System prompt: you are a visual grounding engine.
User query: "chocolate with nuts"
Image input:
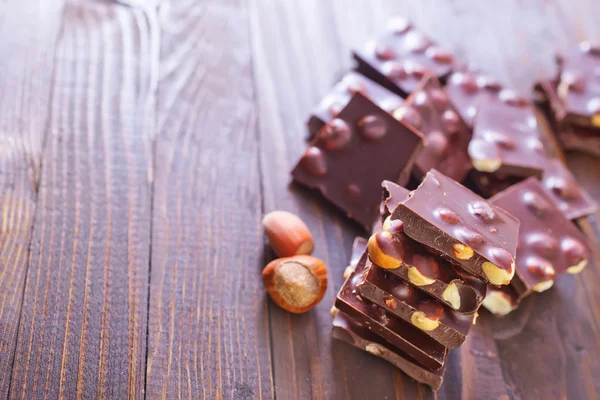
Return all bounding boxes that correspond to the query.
[332,311,446,390]
[357,260,475,348]
[379,180,410,222]
[292,93,424,230]
[368,218,486,313]
[307,72,404,139]
[489,177,592,301]
[469,101,548,178]
[391,169,520,286]
[353,17,454,97]
[394,75,472,182]
[336,250,447,370]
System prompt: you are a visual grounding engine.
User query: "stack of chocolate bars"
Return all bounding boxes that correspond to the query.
[535,42,600,157]
[332,171,519,389]
[289,16,597,390]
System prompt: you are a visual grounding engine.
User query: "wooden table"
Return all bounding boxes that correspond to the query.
[0,0,599,399]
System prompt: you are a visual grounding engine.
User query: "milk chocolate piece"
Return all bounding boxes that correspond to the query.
[446,69,504,127]
[469,101,548,178]
[555,42,600,130]
[380,180,410,221]
[490,177,592,301]
[336,251,447,370]
[395,75,472,182]
[292,93,424,230]
[368,227,486,313]
[332,311,445,390]
[353,17,454,97]
[307,72,404,138]
[541,159,598,220]
[392,170,520,286]
[357,260,474,348]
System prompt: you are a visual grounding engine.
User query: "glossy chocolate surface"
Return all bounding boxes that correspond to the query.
[445,69,504,127]
[395,75,472,182]
[380,180,410,221]
[541,159,598,220]
[556,42,600,129]
[332,312,445,390]
[307,72,404,138]
[292,93,424,230]
[490,177,592,300]
[392,170,520,284]
[336,250,447,370]
[353,17,454,97]
[470,101,548,178]
[358,260,474,348]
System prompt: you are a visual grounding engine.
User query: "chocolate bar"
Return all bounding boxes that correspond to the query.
[332,311,445,390]
[336,250,447,370]
[394,75,472,182]
[357,260,474,348]
[555,42,600,130]
[353,17,454,97]
[391,170,520,286]
[307,72,404,138]
[379,180,410,221]
[489,177,592,301]
[445,69,504,127]
[292,93,424,230]
[535,78,600,157]
[367,227,486,314]
[467,170,522,198]
[541,159,598,220]
[469,101,548,178]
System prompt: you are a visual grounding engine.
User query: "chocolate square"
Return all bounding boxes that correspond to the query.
[353,17,454,97]
[391,169,520,286]
[292,93,424,230]
[307,72,403,139]
[489,177,592,300]
[394,75,472,182]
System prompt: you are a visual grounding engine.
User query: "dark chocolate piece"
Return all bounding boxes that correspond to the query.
[489,177,592,301]
[353,17,454,97]
[557,124,600,158]
[445,69,504,127]
[358,260,474,348]
[368,227,486,314]
[467,170,523,198]
[555,42,600,130]
[307,72,404,138]
[394,75,472,182]
[391,170,520,286]
[380,180,410,221]
[469,101,548,178]
[336,251,447,370]
[332,311,445,390]
[292,93,424,230]
[541,159,598,220]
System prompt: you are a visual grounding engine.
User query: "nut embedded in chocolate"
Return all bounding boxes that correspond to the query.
[481,290,515,316]
[368,231,403,270]
[442,282,461,310]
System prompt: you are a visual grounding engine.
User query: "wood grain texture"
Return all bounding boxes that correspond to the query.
[144,1,273,399]
[8,2,157,399]
[0,1,66,398]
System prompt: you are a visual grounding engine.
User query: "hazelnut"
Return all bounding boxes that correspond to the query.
[482,261,514,286]
[481,290,514,316]
[407,266,435,286]
[472,311,479,325]
[330,306,339,318]
[343,265,355,280]
[442,282,461,310]
[367,231,403,270]
[262,211,314,257]
[384,297,398,309]
[410,311,440,331]
[566,259,588,274]
[472,158,502,173]
[365,343,385,356]
[453,243,474,260]
[262,255,328,314]
[532,280,554,293]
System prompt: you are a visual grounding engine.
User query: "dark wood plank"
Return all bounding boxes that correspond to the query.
[144,2,273,399]
[248,1,406,399]
[8,2,157,398]
[0,1,65,397]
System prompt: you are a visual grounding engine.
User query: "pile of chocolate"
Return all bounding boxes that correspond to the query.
[289,17,598,389]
